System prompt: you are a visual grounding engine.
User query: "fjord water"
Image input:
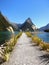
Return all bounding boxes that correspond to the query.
[37,32,49,43]
[0,31,19,45]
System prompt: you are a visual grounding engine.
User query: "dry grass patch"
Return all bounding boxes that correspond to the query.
[26,32,32,37]
[39,41,49,50]
[26,32,49,51]
[32,36,42,46]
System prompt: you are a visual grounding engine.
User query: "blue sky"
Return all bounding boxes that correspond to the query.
[0,0,49,28]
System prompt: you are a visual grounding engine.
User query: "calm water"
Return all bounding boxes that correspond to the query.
[37,32,49,43]
[0,31,19,45]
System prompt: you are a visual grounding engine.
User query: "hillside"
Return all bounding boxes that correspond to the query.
[20,18,37,31]
[39,23,49,32]
[0,12,11,31]
[10,23,19,31]
[0,12,37,32]
[0,12,15,32]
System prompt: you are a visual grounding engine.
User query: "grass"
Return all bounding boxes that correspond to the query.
[26,32,32,37]
[32,36,49,51]
[32,36,42,46]
[39,41,49,50]
[26,32,49,51]
[1,32,22,62]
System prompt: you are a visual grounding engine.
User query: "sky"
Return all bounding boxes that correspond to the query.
[0,0,49,28]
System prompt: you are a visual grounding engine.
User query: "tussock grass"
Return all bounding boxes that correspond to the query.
[39,41,49,50]
[26,32,32,37]
[1,32,22,62]
[32,36,49,51]
[26,32,49,51]
[32,36,42,46]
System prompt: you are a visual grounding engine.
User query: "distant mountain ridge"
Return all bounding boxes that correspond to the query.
[0,12,37,31]
[10,23,19,31]
[9,18,37,31]
[39,23,49,32]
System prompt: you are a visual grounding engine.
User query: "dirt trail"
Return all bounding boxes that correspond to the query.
[1,33,49,65]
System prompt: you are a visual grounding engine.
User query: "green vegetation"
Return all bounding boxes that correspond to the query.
[1,32,22,61]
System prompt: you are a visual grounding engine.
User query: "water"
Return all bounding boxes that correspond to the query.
[14,31,19,35]
[37,32,49,43]
[0,31,19,45]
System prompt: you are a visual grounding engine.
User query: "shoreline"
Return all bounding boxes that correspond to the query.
[31,31,45,34]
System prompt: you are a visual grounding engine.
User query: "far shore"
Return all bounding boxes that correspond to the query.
[31,31,45,34]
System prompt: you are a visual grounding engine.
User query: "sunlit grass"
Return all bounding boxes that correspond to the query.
[26,32,49,51]
[39,41,49,50]
[1,32,22,61]
[32,36,49,51]
[3,53,10,61]
[26,32,32,37]
[32,36,42,45]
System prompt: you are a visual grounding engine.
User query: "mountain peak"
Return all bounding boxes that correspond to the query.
[27,17,31,20]
[39,23,49,32]
[25,17,34,25]
[46,23,49,26]
[20,17,37,31]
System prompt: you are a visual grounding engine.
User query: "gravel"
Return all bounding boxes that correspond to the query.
[1,33,49,65]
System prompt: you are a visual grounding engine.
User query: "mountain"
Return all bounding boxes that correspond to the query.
[17,24,22,28]
[20,18,37,31]
[39,23,49,32]
[0,12,14,32]
[0,12,37,32]
[10,23,19,31]
[0,12,10,30]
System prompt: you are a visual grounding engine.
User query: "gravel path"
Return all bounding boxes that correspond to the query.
[1,33,49,65]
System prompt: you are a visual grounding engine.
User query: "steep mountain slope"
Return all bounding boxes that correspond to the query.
[20,18,37,31]
[0,12,11,31]
[10,23,19,31]
[0,12,14,32]
[39,23,49,32]
[0,12,37,32]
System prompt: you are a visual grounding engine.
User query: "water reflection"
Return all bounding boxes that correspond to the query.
[0,31,19,45]
[0,31,12,45]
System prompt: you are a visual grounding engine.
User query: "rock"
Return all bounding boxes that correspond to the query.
[6,26,14,33]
